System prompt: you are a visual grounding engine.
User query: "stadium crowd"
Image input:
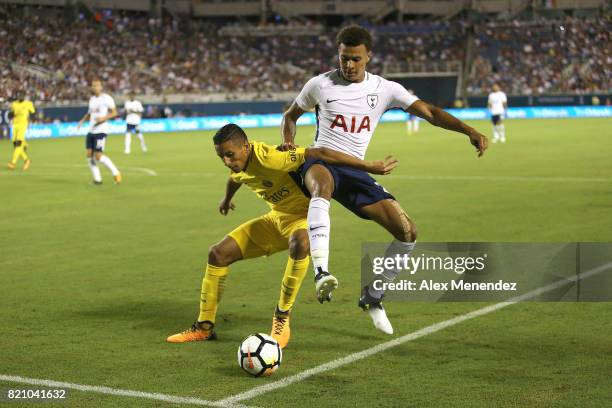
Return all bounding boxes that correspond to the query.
[468,17,611,95]
[0,7,610,104]
[0,11,466,103]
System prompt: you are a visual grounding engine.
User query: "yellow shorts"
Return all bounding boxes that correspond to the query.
[228,211,307,259]
[12,125,26,142]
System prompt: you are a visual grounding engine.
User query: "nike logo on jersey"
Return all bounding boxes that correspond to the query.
[326,98,341,103]
[309,226,324,231]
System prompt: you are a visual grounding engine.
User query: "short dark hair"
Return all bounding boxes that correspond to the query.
[213,123,248,145]
[336,25,373,51]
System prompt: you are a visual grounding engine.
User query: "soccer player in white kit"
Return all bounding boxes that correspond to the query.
[124,92,147,154]
[77,79,121,185]
[488,84,508,143]
[281,25,488,334]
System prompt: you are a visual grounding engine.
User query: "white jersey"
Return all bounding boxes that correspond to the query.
[88,93,116,134]
[295,70,419,159]
[125,100,144,125]
[488,91,507,115]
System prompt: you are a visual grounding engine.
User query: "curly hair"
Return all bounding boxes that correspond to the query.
[336,25,373,51]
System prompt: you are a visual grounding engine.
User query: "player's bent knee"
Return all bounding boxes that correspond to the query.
[288,230,309,260]
[208,244,236,267]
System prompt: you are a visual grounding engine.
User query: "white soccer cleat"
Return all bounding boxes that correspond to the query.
[367,305,394,335]
[314,270,338,303]
[359,286,393,334]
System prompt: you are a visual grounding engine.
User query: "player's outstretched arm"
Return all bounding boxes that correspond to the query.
[305,147,398,175]
[219,178,242,216]
[280,102,305,150]
[408,100,488,157]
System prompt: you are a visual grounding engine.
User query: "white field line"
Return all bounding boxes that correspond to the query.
[130,173,612,183]
[386,174,612,183]
[0,374,255,408]
[3,167,608,183]
[36,163,158,176]
[216,261,612,406]
[125,166,157,176]
[0,172,153,178]
[150,173,612,183]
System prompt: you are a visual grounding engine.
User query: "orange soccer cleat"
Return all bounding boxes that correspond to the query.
[166,321,217,343]
[270,307,291,349]
[7,162,16,170]
[113,173,122,184]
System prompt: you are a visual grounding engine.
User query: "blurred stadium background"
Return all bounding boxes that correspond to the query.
[0,0,610,124]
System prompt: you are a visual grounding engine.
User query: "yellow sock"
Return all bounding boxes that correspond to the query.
[11,145,22,165]
[277,256,309,312]
[20,144,29,161]
[198,264,229,324]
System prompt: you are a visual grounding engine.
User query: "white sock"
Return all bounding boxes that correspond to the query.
[307,197,330,275]
[124,133,131,153]
[499,124,506,141]
[137,133,147,151]
[492,126,499,141]
[413,119,419,132]
[88,158,102,182]
[368,240,416,299]
[406,121,412,134]
[98,155,120,176]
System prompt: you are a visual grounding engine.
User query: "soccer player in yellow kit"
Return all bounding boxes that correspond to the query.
[7,92,35,170]
[167,123,397,348]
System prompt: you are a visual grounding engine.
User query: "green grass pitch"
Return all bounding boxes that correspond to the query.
[1,118,611,407]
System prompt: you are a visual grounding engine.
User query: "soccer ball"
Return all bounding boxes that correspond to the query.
[237,333,282,377]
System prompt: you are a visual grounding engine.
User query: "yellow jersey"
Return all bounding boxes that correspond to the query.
[11,100,35,127]
[230,141,309,215]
